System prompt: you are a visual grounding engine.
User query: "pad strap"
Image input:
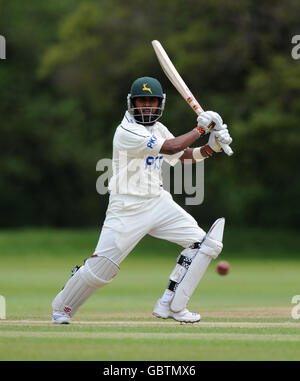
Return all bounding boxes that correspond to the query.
[167,253,194,292]
[177,254,193,268]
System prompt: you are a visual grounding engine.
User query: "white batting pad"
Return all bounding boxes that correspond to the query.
[52,256,119,317]
[170,218,225,312]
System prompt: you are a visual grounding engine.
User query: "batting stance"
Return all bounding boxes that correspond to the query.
[52,77,233,324]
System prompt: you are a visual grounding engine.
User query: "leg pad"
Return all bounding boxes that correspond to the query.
[52,255,119,317]
[169,218,225,312]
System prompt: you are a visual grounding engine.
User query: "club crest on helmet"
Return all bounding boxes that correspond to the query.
[142,83,152,94]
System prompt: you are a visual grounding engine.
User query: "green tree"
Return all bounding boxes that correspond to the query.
[1,0,300,227]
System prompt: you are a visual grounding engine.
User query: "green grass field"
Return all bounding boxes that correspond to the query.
[0,228,299,361]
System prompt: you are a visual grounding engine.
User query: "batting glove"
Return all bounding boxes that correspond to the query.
[194,111,223,136]
[208,124,232,153]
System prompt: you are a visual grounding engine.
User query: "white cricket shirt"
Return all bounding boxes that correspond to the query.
[108,111,184,197]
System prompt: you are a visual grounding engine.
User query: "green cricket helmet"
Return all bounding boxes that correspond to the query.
[127,76,166,124]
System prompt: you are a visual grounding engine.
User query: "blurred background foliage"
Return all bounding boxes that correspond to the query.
[0,0,299,228]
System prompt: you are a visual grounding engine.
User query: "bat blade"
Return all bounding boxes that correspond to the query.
[152,40,233,156]
[152,40,204,114]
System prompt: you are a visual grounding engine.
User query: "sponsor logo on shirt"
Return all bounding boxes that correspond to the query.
[147,135,157,148]
[145,155,163,169]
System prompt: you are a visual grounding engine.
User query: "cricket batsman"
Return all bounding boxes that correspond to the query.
[52,76,233,324]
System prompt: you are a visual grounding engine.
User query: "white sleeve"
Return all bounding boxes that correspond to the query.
[115,125,165,157]
[159,124,184,167]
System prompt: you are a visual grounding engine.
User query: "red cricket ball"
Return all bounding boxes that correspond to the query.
[216,260,230,275]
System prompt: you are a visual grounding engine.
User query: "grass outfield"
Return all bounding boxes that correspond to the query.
[0,228,299,361]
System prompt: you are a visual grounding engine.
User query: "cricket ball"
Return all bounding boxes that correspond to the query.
[216,261,230,275]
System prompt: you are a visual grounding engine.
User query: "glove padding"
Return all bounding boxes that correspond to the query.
[197,111,223,134]
[208,124,232,152]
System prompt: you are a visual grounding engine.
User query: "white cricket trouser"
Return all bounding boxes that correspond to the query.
[94,190,205,265]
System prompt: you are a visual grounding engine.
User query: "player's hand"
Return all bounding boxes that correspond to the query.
[208,124,232,153]
[196,111,223,134]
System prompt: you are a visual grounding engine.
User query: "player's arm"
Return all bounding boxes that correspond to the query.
[179,148,197,163]
[160,129,202,155]
[178,146,213,163]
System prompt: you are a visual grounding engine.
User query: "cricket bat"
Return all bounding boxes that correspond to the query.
[151,40,233,156]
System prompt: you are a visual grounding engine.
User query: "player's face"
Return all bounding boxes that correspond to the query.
[134,97,160,114]
[132,96,162,124]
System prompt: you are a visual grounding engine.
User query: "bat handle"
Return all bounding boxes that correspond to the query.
[220,142,234,156]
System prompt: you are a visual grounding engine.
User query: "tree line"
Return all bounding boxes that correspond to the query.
[1,0,299,228]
